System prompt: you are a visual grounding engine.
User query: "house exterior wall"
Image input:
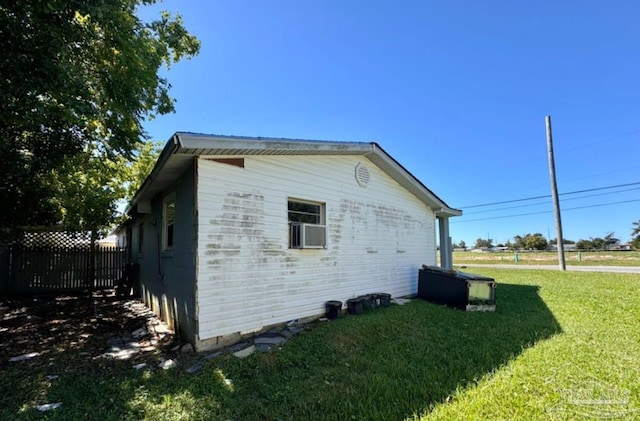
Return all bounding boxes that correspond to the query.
[135,162,198,344]
[196,155,436,347]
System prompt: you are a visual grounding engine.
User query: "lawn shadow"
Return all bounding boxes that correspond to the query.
[1,283,563,420]
[230,282,564,420]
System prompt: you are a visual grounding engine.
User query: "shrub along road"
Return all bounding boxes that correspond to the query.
[457,263,640,273]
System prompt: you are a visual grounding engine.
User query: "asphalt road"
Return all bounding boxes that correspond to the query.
[456,264,640,274]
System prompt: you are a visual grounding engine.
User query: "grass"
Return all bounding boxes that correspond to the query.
[453,250,640,266]
[1,269,639,420]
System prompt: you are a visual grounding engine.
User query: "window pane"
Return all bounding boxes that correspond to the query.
[165,200,175,249]
[288,201,321,224]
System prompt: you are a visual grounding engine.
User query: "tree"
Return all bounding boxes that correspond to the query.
[549,238,575,245]
[523,233,547,250]
[631,221,640,250]
[474,238,493,249]
[458,240,466,250]
[604,232,620,249]
[590,237,606,250]
[0,1,200,237]
[511,233,547,250]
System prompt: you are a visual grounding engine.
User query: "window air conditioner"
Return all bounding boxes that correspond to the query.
[290,223,327,249]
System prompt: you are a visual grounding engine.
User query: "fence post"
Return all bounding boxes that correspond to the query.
[0,245,9,293]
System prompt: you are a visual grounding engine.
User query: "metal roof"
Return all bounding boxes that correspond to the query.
[126,132,462,217]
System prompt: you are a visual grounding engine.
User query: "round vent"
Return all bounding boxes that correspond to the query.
[355,163,370,187]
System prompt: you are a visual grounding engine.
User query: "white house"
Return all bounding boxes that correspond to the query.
[118,132,461,351]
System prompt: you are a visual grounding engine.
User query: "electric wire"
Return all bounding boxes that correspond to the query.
[451,198,640,224]
[459,181,640,209]
[463,186,640,215]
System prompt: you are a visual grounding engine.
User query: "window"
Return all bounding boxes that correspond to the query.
[137,223,144,254]
[288,199,326,249]
[288,200,322,224]
[163,194,176,250]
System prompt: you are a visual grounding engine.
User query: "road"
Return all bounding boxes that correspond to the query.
[456,264,640,274]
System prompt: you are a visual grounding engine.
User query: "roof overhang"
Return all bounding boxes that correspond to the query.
[126,132,462,217]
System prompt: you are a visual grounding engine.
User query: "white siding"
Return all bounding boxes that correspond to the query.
[196,155,436,340]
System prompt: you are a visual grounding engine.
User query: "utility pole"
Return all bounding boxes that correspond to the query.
[545,115,566,270]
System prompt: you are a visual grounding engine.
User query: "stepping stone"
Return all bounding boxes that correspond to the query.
[392,298,412,305]
[282,326,304,338]
[228,341,251,353]
[254,335,287,346]
[186,361,204,374]
[203,351,222,360]
[255,343,275,353]
[232,345,255,359]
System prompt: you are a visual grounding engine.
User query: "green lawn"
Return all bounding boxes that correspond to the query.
[2,269,639,420]
[453,250,640,266]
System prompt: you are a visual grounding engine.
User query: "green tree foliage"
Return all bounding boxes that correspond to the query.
[0,1,199,237]
[549,238,575,245]
[512,233,548,250]
[603,232,620,248]
[474,238,493,249]
[630,221,640,250]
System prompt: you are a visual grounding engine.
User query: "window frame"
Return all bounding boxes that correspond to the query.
[288,198,326,249]
[162,193,176,251]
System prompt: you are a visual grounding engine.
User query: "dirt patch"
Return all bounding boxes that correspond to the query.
[0,290,176,372]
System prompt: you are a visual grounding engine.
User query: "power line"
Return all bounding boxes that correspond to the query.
[452,198,640,224]
[459,181,640,209]
[463,186,640,215]
[556,129,640,154]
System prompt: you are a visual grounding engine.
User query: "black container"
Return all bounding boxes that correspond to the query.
[347,297,364,315]
[418,265,496,311]
[377,293,391,307]
[325,300,342,319]
[359,295,375,310]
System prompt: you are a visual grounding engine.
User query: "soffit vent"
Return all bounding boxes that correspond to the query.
[355,162,370,187]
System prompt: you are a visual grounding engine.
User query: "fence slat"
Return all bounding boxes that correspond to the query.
[4,244,127,294]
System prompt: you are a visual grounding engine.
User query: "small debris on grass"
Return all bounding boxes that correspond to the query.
[232,345,255,359]
[36,402,62,412]
[133,363,147,370]
[9,352,39,362]
[180,343,194,353]
[46,375,59,381]
[158,359,177,370]
[319,317,329,322]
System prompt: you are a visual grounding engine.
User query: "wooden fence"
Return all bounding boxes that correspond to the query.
[0,245,128,294]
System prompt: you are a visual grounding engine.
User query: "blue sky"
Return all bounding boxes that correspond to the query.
[137,1,640,245]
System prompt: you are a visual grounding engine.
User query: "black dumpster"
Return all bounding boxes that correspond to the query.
[325,300,343,319]
[418,265,496,311]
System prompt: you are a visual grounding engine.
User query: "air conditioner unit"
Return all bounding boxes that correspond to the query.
[290,223,327,249]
